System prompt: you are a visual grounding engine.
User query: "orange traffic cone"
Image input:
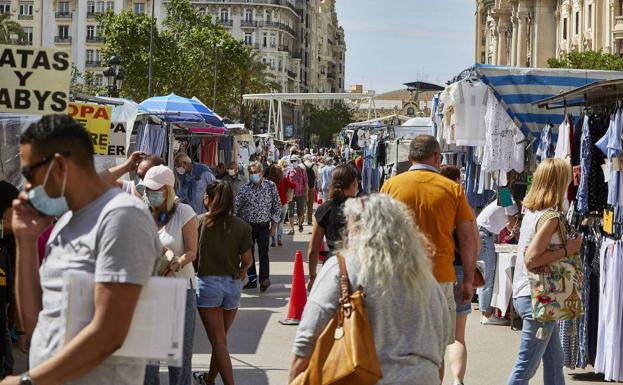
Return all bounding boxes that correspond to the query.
[279,250,308,326]
[318,240,326,262]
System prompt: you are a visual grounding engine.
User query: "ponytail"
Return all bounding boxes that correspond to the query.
[205,180,234,227]
[329,164,358,203]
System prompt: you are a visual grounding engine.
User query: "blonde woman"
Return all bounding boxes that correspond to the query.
[289,194,453,385]
[138,165,198,385]
[508,159,583,385]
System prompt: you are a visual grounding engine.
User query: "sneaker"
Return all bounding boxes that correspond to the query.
[287,229,295,236]
[480,314,509,326]
[278,240,283,247]
[243,281,257,290]
[260,279,271,292]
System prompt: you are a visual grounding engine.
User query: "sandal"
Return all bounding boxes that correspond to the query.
[193,371,213,385]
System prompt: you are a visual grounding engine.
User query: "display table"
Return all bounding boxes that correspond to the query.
[490,244,518,314]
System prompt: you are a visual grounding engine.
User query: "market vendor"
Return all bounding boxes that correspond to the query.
[174,153,215,214]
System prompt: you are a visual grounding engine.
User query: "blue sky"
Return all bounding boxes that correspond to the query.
[335,0,476,94]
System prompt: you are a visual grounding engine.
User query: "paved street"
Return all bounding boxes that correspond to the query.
[10,224,606,385]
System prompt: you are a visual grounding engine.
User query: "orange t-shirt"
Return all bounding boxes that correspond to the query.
[380,169,475,282]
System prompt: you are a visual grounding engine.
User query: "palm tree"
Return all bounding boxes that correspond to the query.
[0,13,26,44]
[238,48,280,124]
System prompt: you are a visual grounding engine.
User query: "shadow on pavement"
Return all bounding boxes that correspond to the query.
[567,371,607,382]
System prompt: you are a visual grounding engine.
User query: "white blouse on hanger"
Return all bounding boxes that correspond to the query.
[482,89,525,186]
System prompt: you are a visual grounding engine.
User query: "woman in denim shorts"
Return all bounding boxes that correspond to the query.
[194,181,253,385]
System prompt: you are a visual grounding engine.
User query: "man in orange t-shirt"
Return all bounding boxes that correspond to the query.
[381,135,479,347]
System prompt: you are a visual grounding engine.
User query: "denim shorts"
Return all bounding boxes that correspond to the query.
[454,265,472,316]
[196,275,242,310]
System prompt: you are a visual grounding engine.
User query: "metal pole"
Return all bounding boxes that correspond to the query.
[147,0,155,97]
[213,46,217,110]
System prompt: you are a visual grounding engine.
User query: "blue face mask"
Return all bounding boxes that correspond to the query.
[27,159,69,217]
[250,174,261,184]
[146,191,166,207]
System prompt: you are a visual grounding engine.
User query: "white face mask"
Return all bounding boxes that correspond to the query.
[227,169,237,176]
[176,167,186,175]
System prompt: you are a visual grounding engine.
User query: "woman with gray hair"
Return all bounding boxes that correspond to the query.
[288,194,453,385]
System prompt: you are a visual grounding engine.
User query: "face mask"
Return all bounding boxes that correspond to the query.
[227,169,237,177]
[175,167,186,175]
[305,161,312,167]
[27,159,69,217]
[250,174,261,184]
[291,161,299,167]
[146,191,166,207]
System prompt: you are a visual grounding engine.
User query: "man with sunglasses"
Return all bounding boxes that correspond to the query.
[234,162,281,292]
[5,115,161,385]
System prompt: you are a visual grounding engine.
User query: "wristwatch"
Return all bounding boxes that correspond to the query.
[19,372,34,385]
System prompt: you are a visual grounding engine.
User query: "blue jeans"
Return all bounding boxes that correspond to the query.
[477,228,496,314]
[144,288,196,385]
[507,296,565,385]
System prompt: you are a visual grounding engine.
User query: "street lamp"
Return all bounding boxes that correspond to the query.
[103,55,124,97]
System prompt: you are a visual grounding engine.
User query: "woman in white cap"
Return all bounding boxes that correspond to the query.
[138,165,198,385]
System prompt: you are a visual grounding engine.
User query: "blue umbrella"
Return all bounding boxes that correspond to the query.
[139,93,225,128]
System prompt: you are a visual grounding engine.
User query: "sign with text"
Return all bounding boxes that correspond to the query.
[68,102,112,155]
[0,45,71,114]
[108,121,127,156]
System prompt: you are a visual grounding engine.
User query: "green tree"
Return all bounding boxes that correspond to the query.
[99,0,277,120]
[237,50,279,126]
[308,102,353,146]
[70,65,107,97]
[0,13,26,44]
[548,50,623,71]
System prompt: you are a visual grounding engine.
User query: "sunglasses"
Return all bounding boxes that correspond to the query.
[21,151,71,182]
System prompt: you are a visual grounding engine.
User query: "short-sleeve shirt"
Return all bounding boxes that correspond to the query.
[196,215,253,277]
[30,188,161,385]
[158,203,197,289]
[314,199,347,251]
[381,169,475,282]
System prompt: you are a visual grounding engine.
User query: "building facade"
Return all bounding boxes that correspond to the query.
[475,0,623,68]
[0,0,345,95]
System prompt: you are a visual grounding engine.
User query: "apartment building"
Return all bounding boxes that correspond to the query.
[475,0,623,68]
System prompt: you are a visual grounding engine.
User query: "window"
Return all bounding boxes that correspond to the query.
[245,9,253,22]
[266,10,271,22]
[87,25,95,39]
[220,8,228,21]
[95,74,103,87]
[87,1,95,14]
[96,1,105,13]
[244,32,252,45]
[106,1,114,10]
[269,34,276,48]
[58,1,70,13]
[23,27,32,44]
[134,2,145,14]
[588,4,592,29]
[262,32,267,47]
[0,4,10,13]
[96,25,103,36]
[94,49,101,61]
[563,18,568,39]
[58,25,69,38]
[575,11,579,35]
[19,3,33,16]
[86,49,94,62]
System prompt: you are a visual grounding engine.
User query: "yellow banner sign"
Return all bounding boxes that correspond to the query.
[0,45,71,114]
[68,102,112,155]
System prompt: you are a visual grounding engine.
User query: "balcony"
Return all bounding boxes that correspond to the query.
[278,45,290,52]
[241,20,258,28]
[55,11,72,19]
[86,36,104,43]
[85,60,102,67]
[54,36,72,43]
[18,14,33,20]
[217,19,233,27]
[86,11,102,18]
[287,70,296,79]
[615,16,623,33]
[203,0,298,15]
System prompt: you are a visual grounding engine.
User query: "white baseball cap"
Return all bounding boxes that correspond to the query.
[290,155,300,162]
[138,165,175,191]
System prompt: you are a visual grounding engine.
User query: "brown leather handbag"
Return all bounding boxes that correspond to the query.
[291,254,382,385]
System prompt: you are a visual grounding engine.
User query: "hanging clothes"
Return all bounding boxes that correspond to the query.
[201,137,220,166]
[452,80,489,147]
[594,238,623,382]
[136,122,167,156]
[536,123,555,162]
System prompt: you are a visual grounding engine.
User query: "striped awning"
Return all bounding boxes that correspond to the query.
[474,64,623,140]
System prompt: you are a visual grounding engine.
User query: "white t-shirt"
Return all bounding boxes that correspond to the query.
[159,203,197,289]
[477,200,518,234]
[453,80,489,147]
[554,120,571,160]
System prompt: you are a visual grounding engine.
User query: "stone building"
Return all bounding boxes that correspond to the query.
[475,0,623,68]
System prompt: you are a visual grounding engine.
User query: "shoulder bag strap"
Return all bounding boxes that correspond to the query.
[336,254,353,319]
[536,210,567,244]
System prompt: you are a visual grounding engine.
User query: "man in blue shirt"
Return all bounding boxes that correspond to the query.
[174,153,215,214]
